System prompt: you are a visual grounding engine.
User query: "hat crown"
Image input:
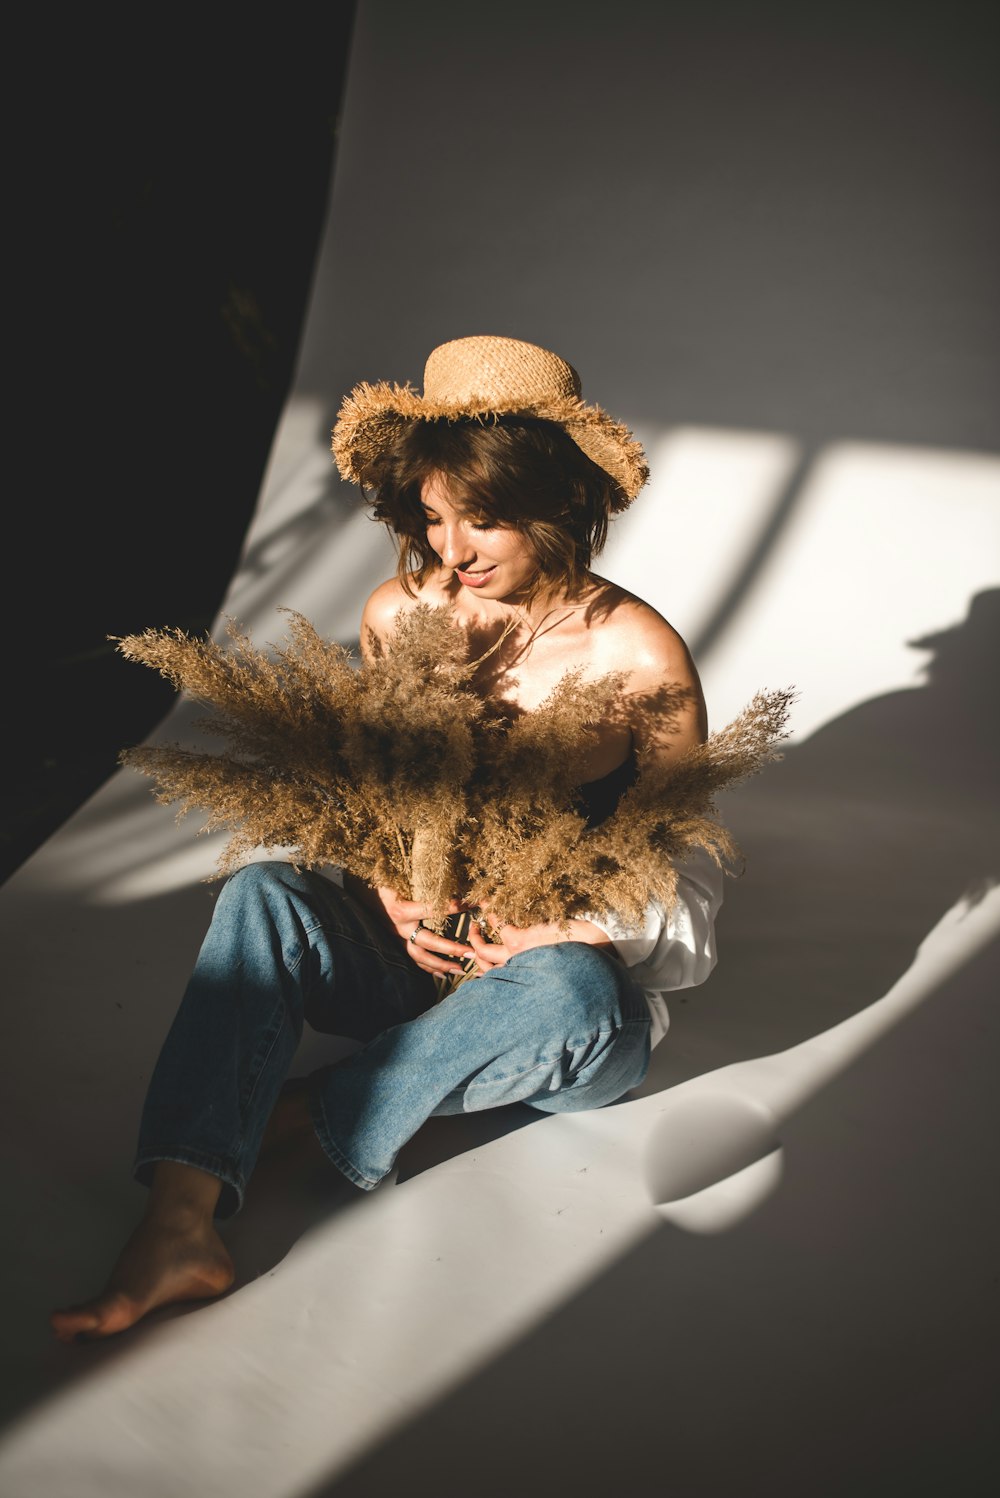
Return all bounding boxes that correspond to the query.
[422,335,582,409]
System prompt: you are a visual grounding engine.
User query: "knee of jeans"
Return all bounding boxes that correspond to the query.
[504,942,623,1040]
[219,859,311,912]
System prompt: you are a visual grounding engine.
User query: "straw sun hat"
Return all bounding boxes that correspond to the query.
[331,335,649,510]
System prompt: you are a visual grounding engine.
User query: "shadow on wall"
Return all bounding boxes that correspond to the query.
[233,479,363,597]
[646,586,1000,1091]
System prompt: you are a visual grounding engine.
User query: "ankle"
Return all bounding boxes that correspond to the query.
[146,1161,224,1227]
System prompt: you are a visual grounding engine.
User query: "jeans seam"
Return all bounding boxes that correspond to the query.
[239,996,289,1113]
[299,918,414,979]
[309,1084,383,1191]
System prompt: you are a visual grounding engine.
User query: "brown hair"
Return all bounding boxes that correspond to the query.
[359,417,625,603]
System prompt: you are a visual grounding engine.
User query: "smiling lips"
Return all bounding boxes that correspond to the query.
[455,565,498,588]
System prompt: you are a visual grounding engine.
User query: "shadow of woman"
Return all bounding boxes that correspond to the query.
[643,587,1000,1091]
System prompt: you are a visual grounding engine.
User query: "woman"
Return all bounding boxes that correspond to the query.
[51,335,722,1341]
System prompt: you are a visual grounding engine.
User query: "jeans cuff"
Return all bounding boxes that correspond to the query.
[307,1084,388,1192]
[133,1147,246,1219]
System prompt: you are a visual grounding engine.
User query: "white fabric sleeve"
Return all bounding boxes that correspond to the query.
[581,845,724,994]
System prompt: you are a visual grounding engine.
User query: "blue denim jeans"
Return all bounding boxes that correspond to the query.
[135,861,651,1215]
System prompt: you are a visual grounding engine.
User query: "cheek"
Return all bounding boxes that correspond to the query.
[511,541,540,572]
[492,533,535,567]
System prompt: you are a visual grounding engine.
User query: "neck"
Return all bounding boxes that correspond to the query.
[450,572,597,632]
[453,588,596,681]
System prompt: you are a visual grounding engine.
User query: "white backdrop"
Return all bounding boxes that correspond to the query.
[2,4,998,1495]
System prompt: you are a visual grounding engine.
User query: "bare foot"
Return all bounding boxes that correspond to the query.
[50,1210,235,1342]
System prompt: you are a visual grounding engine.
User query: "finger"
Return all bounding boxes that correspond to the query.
[393,897,430,920]
[409,929,474,972]
[468,927,509,964]
[473,951,505,971]
[418,955,466,976]
[468,925,503,953]
[413,950,469,976]
[410,923,475,958]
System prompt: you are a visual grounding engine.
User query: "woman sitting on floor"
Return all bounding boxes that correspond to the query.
[51,334,722,1341]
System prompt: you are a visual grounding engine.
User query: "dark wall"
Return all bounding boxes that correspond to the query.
[6,11,357,884]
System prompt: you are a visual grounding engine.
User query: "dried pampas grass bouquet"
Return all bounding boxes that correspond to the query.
[114,605,793,936]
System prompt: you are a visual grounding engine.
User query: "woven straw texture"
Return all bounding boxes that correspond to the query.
[423,336,583,405]
[332,335,649,507]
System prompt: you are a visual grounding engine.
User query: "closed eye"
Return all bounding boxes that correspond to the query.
[421,510,495,532]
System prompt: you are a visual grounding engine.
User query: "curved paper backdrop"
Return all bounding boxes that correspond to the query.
[2,4,998,1495]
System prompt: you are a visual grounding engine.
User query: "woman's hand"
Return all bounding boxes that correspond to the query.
[376,886,477,979]
[467,914,617,973]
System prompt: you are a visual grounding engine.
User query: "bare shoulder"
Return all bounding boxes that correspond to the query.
[360,576,414,643]
[594,585,699,686]
[590,582,708,751]
[359,571,452,656]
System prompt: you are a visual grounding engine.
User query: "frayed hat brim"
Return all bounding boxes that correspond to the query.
[331,380,649,509]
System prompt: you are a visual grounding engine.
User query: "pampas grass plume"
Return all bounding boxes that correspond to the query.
[114,606,794,933]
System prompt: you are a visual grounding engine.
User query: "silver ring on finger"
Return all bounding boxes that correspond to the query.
[410,921,425,945]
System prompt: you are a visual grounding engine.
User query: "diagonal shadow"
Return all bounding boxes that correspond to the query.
[689,443,815,662]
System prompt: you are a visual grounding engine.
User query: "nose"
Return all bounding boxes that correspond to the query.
[438,521,473,568]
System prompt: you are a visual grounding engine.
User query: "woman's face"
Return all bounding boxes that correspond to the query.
[419,474,539,601]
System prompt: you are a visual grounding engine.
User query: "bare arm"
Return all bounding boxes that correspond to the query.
[358,577,411,663]
[619,600,707,769]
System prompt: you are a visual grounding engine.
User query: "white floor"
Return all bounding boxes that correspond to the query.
[3,5,998,1494]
